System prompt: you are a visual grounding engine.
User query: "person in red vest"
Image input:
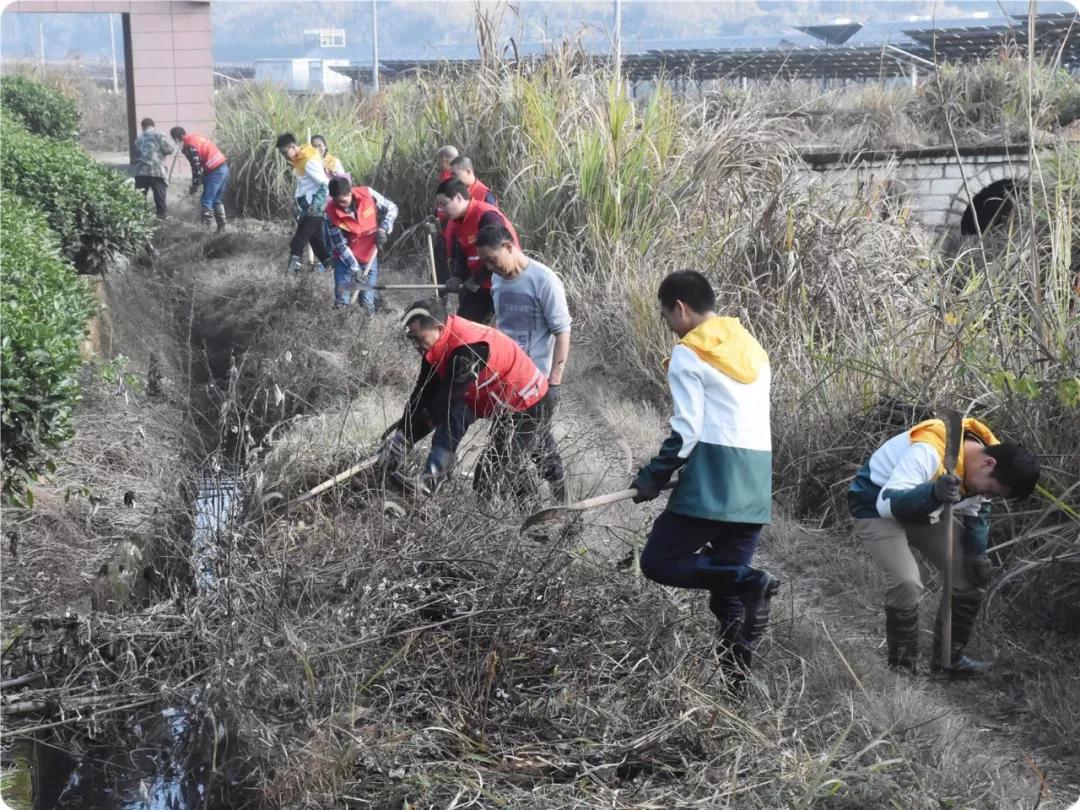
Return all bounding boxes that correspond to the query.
[432,145,458,294]
[169,126,229,231]
[324,176,398,310]
[379,299,552,499]
[436,178,519,324]
[450,155,497,205]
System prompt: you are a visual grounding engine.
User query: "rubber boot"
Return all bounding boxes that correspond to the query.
[884,605,919,673]
[931,590,987,676]
[213,203,226,233]
[286,255,302,275]
[200,208,213,228]
[738,569,781,645]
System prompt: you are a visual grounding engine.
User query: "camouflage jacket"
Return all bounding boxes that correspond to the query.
[132,128,175,180]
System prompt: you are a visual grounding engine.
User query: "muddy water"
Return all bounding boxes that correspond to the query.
[7,471,239,809]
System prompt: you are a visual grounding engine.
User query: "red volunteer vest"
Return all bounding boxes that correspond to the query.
[469,179,494,203]
[424,315,547,418]
[182,134,226,172]
[435,169,454,223]
[326,186,379,264]
[444,200,520,288]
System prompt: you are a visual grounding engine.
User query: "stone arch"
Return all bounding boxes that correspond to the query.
[945,161,1025,233]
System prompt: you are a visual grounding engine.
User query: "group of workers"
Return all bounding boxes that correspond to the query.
[135,119,1042,693]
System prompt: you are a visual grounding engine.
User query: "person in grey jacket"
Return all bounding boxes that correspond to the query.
[132,117,174,218]
[476,224,570,502]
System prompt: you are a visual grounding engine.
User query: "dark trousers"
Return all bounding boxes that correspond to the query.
[135,176,168,218]
[530,405,565,485]
[289,215,331,263]
[640,511,762,629]
[457,287,494,324]
[473,393,551,499]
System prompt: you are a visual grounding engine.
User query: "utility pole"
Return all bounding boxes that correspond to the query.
[371,0,380,93]
[39,22,45,68]
[613,0,622,80]
[109,15,119,93]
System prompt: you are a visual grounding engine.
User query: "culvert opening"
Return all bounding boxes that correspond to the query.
[961,178,1017,235]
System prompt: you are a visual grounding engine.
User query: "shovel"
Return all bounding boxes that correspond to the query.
[424,220,439,287]
[520,480,676,535]
[283,453,381,511]
[939,408,964,671]
[350,283,449,293]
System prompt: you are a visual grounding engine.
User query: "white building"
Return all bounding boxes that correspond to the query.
[253,28,352,93]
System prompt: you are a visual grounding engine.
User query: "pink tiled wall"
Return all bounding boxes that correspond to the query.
[5,1,215,170]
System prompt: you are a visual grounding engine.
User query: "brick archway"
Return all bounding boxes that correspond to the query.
[3,1,214,165]
[944,162,1021,232]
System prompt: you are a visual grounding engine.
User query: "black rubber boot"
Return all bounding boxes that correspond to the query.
[201,208,213,228]
[738,569,781,645]
[712,607,749,698]
[213,203,226,233]
[885,605,919,673]
[932,590,987,676]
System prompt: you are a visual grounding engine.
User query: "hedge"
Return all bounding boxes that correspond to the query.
[0,112,154,274]
[0,74,79,139]
[0,190,97,498]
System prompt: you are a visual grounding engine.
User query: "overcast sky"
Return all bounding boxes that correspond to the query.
[1,1,1075,64]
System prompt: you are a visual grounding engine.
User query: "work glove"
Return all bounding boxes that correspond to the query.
[419,445,455,495]
[444,276,463,294]
[631,472,660,504]
[378,430,407,472]
[932,473,962,504]
[966,554,992,588]
[351,264,370,285]
[375,228,388,247]
[463,277,482,293]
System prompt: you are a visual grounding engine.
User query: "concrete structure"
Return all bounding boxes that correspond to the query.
[3,1,214,163]
[253,58,352,93]
[801,145,1029,235]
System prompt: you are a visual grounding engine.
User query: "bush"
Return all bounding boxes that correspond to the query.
[0,113,154,273]
[0,74,79,139]
[0,190,96,498]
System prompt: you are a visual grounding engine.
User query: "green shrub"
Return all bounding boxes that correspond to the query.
[0,190,96,499]
[0,113,154,273]
[0,74,79,139]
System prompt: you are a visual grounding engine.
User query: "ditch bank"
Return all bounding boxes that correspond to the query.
[0,213,384,807]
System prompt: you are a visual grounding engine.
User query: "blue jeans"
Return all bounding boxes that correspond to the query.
[640,511,762,627]
[200,163,229,212]
[333,255,377,310]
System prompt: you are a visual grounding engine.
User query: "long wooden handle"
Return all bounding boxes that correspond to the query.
[574,479,678,511]
[286,454,380,510]
[426,230,438,286]
[942,504,954,669]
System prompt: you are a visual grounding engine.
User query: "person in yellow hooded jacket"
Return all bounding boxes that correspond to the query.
[631,270,780,695]
[847,418,1039,675]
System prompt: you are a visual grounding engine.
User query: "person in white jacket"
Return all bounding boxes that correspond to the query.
[276,132,332,275]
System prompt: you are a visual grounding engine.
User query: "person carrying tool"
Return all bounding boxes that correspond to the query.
[379,299,551,501]
[848,419,1039,675]
[432,145,459,294]
[450,155,498,205]
[276,132,333,275]
[132,117,174,219]
[437,178,520,324]
[324,176,398,311]
[311,134,350,183]
[476,224,570,502]
[631,270,779,693]
[169,126,229,231]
